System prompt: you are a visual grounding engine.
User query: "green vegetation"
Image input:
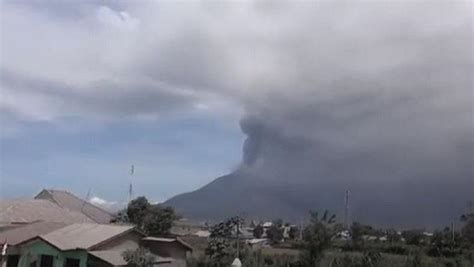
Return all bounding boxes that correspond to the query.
[299,210,337,266]
[253,224,264,238]
[205,216,244,265]
[115,196,178,236]
[188,210,474,267]
[122,247,155,267]
[266,224,284,244]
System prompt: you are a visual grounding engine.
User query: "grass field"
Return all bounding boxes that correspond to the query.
[186,239,474,267]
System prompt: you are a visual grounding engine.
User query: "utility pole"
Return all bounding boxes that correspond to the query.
[299,218,303,240]
[236,220,240,258]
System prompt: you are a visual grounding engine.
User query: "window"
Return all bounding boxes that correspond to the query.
[64,258,80,267]
[6,255,20,267]
[40,255,53,267]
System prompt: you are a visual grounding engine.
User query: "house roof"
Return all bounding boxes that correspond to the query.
[0,221,67,246]
[35,189,114,224]
[247,238,268,245]
[142,237,193,251]
[0,199,94,224]
[89,250,172,266]
[39,223,135,251]
[89,250,128,266]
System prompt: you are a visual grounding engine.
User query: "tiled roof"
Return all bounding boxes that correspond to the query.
[40,223,134,251]
[35,189,114,224]
[0,221,67,246]
[0,199,94,224]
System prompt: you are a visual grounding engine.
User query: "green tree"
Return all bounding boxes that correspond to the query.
[205,216,243,264]
[300,210,337,266]
[350,222,366,249]
[266,225,284,244]
[289,226,299,240]
[114,209,130,224]
[461,213,474,245]
[386,228,401,243]
[401,230,424,246]
[253,224,264,238]
[118,196,177,236]
[428,227,462,257]
[122,248,155,267]
[143,205,178,236]
[274,219,283,227]
[127,196,151,228]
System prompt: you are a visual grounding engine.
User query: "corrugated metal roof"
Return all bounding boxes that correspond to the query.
[35,189,114,224]
[0,221,67,246]
[0,199,94,224]
[142,237,176,242]
[40,223,134,251]
[89,250,172,266]
[142,237,193,251]
[88,250,127,266]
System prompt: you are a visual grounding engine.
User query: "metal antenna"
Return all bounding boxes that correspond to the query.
[81,188,91,212]
[344,190,350,229]
[129,165,134,202]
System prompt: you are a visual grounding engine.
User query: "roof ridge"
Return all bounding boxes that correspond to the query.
[49,189,114,216]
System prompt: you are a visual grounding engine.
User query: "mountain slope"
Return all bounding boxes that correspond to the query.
[164,168,470,228]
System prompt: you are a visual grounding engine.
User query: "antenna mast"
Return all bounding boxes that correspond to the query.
[81,188,91,212]
[344,190,350,229]
[129,165,134,202]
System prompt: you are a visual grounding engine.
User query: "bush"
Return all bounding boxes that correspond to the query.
[122,248,155,267]
[382,245,409,255]
[401,230,424,246]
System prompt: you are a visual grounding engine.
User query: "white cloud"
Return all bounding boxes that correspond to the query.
[89,196,114,206]
[89,196,123,212]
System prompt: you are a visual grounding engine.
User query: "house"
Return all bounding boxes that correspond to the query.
[0,199,93,228]
[0,221,68,267]
[142,237,193,267]
[169,220,206,237]
[0,221,67,247]
[35,189,114,224]
[193,230,210,238]
[246,238,269,249]
[336,230,350,241]
[11,223,139,267]
[239,227,254,240]
[2,223,192,267]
